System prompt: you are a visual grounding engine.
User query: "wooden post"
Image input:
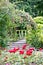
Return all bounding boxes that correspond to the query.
[22,30,23,38]
[25,30,26,38]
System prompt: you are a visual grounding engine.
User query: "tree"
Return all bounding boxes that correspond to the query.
[0,10,9,47]
[9,0,43,16]
[0,0,12,48]
[36,0,43,16]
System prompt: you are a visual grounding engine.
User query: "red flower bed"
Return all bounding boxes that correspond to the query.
[9,47,19,53]
[8,44,35,56]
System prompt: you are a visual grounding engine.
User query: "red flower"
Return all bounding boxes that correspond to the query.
[26,51,32,56]
[22,44,27,49]
[26,49,32,56]
[27,49,33,53]
[19,50,24,54]
[9,49,14,53]
[9,49,16,53]
[39,48,43,51]
[9,47,19,53]
[29,48,34,51]
[13,47,19,51]
[13,49,17,53]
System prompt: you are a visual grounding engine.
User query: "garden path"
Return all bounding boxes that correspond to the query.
[7,39,26,50]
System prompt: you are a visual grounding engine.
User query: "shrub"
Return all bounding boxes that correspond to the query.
[26,17,43,48]
[34,16,43,48]
[0,8,11,48]
[34,16,43,24]
[26,29,41,48]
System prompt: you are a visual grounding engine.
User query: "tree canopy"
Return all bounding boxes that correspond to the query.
[9,0,43,17]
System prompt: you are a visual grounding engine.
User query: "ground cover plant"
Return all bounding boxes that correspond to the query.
[0,44,43,65]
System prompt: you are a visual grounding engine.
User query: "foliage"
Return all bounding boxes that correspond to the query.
[0,9,9,47]
[26,16,43,48]
[0,0,37,49]
[0,48,43,65]
[26,26,43,48]
[34,16,43,48]
[9,0,43,16]
[0,0,15,47]
[0,0,38,48]
[26,29,40,48]
[36,0,43,16]
[34,16,43,24]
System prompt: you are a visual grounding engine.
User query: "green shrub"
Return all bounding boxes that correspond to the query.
[0,8,11,48]
[34,16,43,48]
[26,16,43,48]
[34,16,43,24]
[26,29,41,48]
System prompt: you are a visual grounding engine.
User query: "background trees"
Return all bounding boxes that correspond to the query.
[0,9,10,47]
[0,0,13,47]
[0,0,43,48]
[0,0,36,48]
[36,0,43,16]
[9,0,43,17]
